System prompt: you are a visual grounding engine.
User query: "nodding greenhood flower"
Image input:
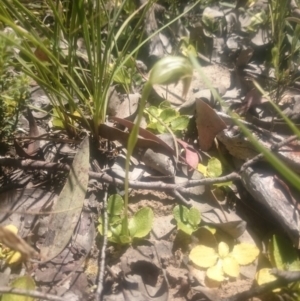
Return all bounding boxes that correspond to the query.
[149,56,193,99]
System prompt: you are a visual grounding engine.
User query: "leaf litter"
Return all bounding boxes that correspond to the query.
[2,1,300,300]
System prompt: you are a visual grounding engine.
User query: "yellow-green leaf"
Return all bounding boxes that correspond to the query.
[223,256,240,278]
[218,242,229,259]
[270,234,300,271]
[188,207,201,227]
[206,260,225,282]
[232,243,259,265]
[207,157,222,178]
[4,224,18,235]
[197,163,207,177]
[128,207,153,238]
[2,275,35,301]
[107,194,124,216]
[256,268,278,286]
[203,225,216,235]
[189,245,218,268]
[6,251,22,265]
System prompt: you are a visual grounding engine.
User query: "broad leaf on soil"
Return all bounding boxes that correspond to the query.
[40,137,89,262]
[159,108,178,123]
[128,207,154,238]
[207,157,223,177]
[218,242,229,258]
[223,256,240,277]
[207,260,225,282]
[170,115,190,131]
[189,245,218,268]
[256,268,278,289]
[197,163,207,176]
[195,98,226,151]
[231,243,259,265]
[173,205,189,224]
[107,194,124,215]
[2,275,35,301]
[188,207,201,226]
[190,241,259,283]
[270,234,300,271]
[173,205,201,235]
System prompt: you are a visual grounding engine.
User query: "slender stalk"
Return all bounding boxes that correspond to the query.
[123,82,152,235]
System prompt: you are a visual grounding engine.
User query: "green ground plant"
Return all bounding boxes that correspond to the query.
[0,0,150,137]
[173,204,201,235]
[0,0,200,139]
[144,101,190,134]
[190,241,260,284]
[97,194,153,244]
[256,234,300,296]
[0,35,29,140]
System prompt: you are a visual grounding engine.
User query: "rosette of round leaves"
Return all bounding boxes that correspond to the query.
[98,194,153,244]
[145,102,190,134]
[189,242,260,283]
[173,205,201,235]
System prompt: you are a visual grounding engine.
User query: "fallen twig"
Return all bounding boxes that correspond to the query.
[0,158,241,194]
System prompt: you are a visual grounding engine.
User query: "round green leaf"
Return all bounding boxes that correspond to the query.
[206,261,225,282]
[223,256,240,278]
[2,275,35,301]
[218,242,229,259]
[270,234,300,271]
[177,221,194,235]
[189,245,218,268]
[159,108,178,124]
[256,268,278,286]
[107,194,124,215]
[207,157,222,178]
[197,163,207,177]
[156,122,167,134]
[146,106,160,121]
[170,115,189,131]
[188,207,201,227]
[232,243,259,265]
[173,205,189,224]
[147,122,159,131]
[128,207,154,238]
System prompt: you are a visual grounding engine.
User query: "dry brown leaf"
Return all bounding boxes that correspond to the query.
[196,99,227,151]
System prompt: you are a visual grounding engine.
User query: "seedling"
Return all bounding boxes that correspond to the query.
[173,205,201,235]
[189,241,259,284]
[98,194,153,245]
[144,101,190,135]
